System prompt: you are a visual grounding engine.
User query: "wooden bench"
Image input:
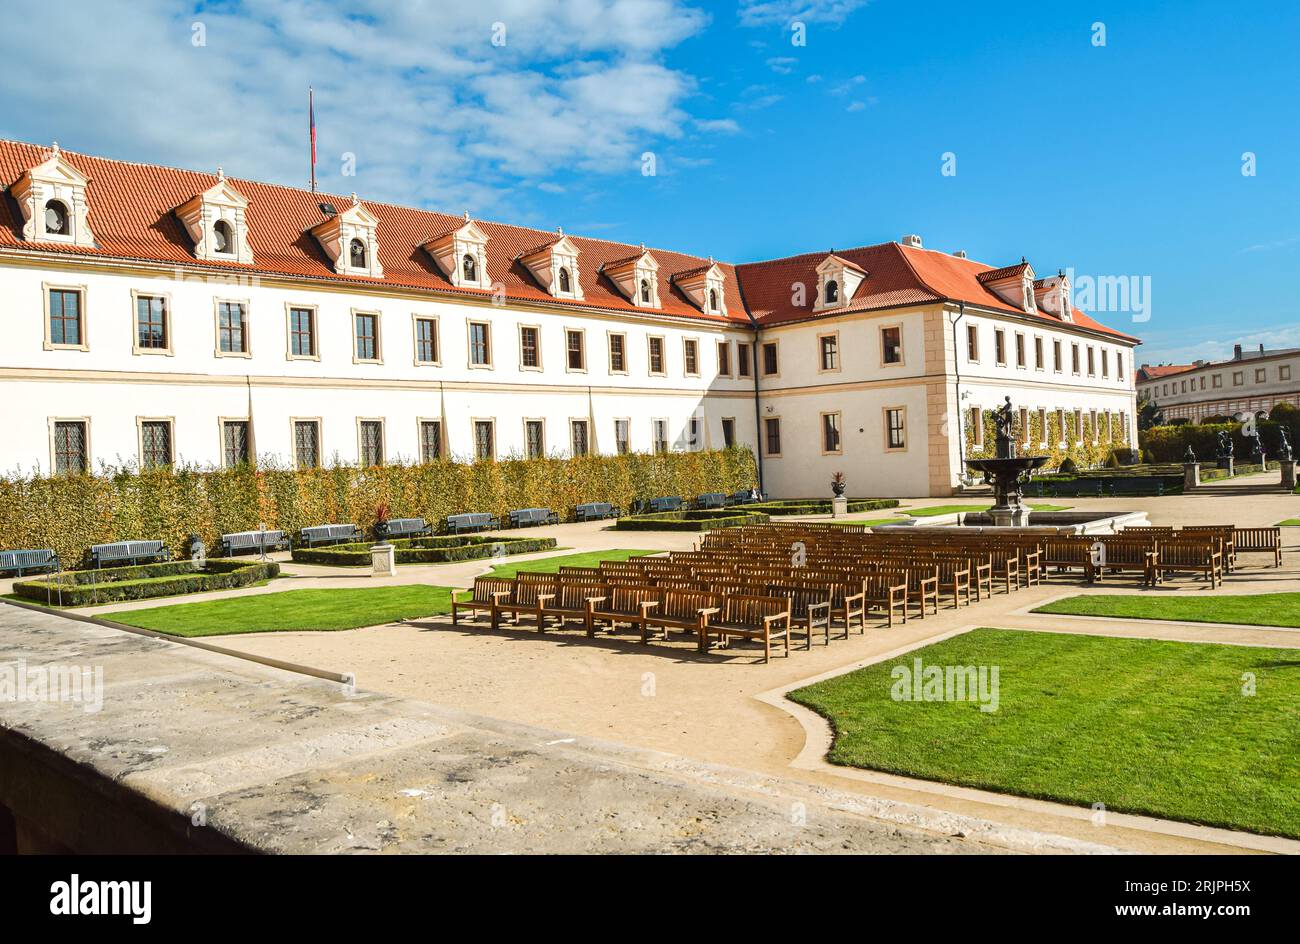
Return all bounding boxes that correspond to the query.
[1094,538,1156,585]
[1232,527,1282,567]
[585,584,660,638]
[863,571,907,627]
[89,540,169,568]
[695,492,727,509]
[493,573,557,630]
[508,507,559,528]
[0,548,59,577]
[219,529,289,556]
[642,588,723,644]
[766,583,831,649]
[540,581,608,630]
[445,512,501,534]
[299,523,362,547]
[700,595,791,663]
[375,517,430,540]
[1154,540,1223,588]
[574,502,621,521]
[451,576,515,628]
[1043,537,1097,581]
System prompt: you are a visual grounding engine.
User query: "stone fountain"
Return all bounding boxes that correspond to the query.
[964,396,1049,527]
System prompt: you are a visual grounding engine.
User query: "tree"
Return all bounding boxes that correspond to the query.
[1137,395,1164,431]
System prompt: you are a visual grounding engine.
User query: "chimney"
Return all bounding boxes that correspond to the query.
[1140,363,1149,370]
[900,234,923,249]
[1233,344,1243,360]
[953,249,967,258]
[1260,343,1266,354]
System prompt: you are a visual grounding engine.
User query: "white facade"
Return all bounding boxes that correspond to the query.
[1136,347,1300,423]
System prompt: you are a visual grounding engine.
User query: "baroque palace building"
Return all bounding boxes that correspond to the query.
[0,141,1138,497]
[1136,344,1300,424]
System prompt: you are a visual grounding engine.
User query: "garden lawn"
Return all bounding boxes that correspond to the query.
[789,628,1300,838]
[108,586,454,637]
[1034,592,1300,628]
[1278,519,1300,526]
[901,503,1070,517]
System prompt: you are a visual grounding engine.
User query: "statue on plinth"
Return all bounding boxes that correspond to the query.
[993,396,1016,460]
[1184,444,1197,463]
[1279,427,1293,461]
[1216,430,1234,458]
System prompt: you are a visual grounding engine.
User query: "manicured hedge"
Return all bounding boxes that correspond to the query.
[291,535,557,566]
[746,498,900,515]
[1140,421,1297,464]
[13,559,279,606]
[0,447,756,569]
[614,509,771,531]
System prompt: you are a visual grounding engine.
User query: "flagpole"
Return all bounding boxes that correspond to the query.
[309,86,317,193]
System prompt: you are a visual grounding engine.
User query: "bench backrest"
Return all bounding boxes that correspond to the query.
[92,540,163,559]
[605,584,662,614]
[1233,527,1280,551]
[723,594,790,627]
[659,588,724,620]
[556,581,606,610]
[0,548,57,568]
[471,576,514,603]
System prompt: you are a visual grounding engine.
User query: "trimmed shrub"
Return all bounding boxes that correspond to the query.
[746,498,900,515]
[1140,420,1299,464]
[0,447,757,568]
[291,535,556,566]
[614,509,771,531]
[13,559,278,606]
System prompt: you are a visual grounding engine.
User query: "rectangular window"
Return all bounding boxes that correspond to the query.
[885,408,906,450]
[469,321,491,366]
[359,420,384,466]
[566,329,585,371]
[218,301,247,354]
[721,417,736,448]
[1090,409,1099,441]
[607,332,626,373]
[881,326,902,365]
[1213,374,1223,388]
[717,341,731,377]
[1086,346,1096,376]
[970,407,983,447]
[414,317,438,364]
[1014,333,1026,368]
[966,324,979,362]
[1037,408,1047,444]
[1073,409,1083,440]
[136,295,168,351]
[474,420,494,460]
[1057,409,1067,442]
[48,288,84,347]
[571,419,589,456]
[994,329,1006,365]
[420,420,442,462]
[222,420,250,467]
[525,420,545,459]
[1101,349,1109,378]
[648,336,665,375]
[289,306,316,358]
[354,312,379,362]
[819,334,839,371]
[762,341,779,376]
[683,338,699,376]
[1282,365,1293,381]
[763,417,782,456]
[686,416,701,451]
[1034,336,1044,369]
[614,418,630,455]
[737,342,752,377]
[519,325,540,369]
[1255,368,1266,383]
[140,420,172,468]
[1053,339,1062,372]
[1233,371,1244,386]
[294,420,320,469]
[821,412,842,453]
[1071,344,1080,374]
[1018,408,1029,444]
[1117,353,1125,378]
[652,418,669,454]
[53,420,87,474]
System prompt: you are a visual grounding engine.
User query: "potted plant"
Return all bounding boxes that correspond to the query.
[830,471,847,497]
[373,501,392,541]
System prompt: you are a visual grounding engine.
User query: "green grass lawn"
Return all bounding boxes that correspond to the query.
[106,585,454,637]
[789,628,1300,838]
[1278,519,1300,526]
[481,548,658,579]
[1034,592,1300,628]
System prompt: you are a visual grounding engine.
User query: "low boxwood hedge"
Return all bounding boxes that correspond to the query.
[614,509,771,531]
[291,534,557,566]
[745,498,899,515]
[13,559,279,606]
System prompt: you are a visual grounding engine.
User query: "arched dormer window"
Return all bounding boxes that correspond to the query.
[462,253,476,282]
[44,200,70,236]
[349,238,367,269]
[640,279,651,304]
[558,267,571,294]
[825,279,839,304]
[708,288,718,312]
[213,219,234,254]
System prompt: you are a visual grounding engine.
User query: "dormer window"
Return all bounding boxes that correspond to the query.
[813,254,866,312]
[559,267,572,293]
[213,219,234,254]
[309,196,383,278]
[11,144,96,248]
[350,238,367,269]
[978,260,1036,313]
[424,215,491,290]
[463,254,476,282]
[671,260,727,316]
[44,200,70,236]
[601,247,660,309]
[175,170,253,263]
[518,233,584,300]
[709,289,719,312]
[640,279,651,304]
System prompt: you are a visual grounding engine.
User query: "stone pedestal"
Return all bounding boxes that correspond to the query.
[831,496,848,518]
[988,505,1030,528]
[1183,462,1200,491]
[370,543,396,577]
[1281,460,1297,491]
[1217,457,1234,475]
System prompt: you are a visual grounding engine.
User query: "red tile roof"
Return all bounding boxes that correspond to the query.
[1135,364,1194,382]
[0,140,1138,341]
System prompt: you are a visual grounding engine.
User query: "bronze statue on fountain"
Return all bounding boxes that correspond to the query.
[964,396,1049,527]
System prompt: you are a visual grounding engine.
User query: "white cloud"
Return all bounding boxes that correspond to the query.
[0,0,711,216]
[766,56,798,74]
[1138,322,1300,364]
[694,118,742,133]
[738,0,870,28]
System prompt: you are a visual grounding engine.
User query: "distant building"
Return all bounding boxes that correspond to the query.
[1136,345,1300,422]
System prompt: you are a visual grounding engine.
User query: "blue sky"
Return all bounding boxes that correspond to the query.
[2,0,1298,364]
